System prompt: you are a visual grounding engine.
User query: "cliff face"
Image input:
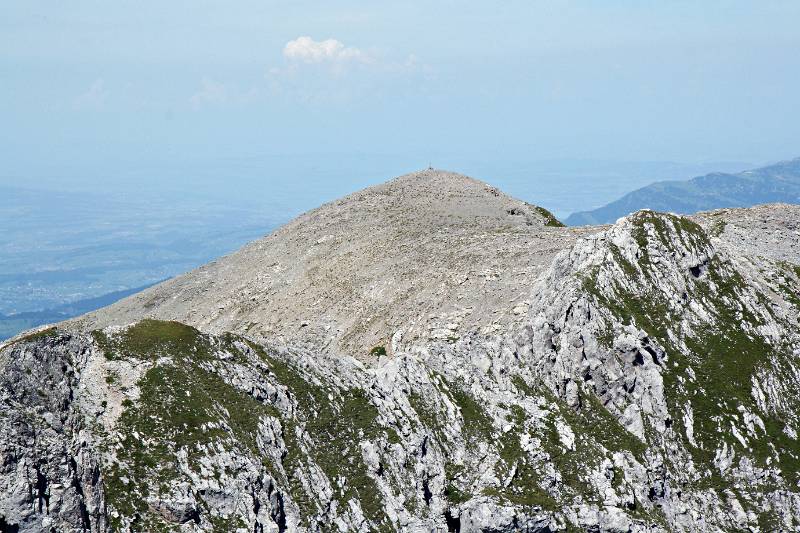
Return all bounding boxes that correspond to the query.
[521,209,800,529]
[2,172,800,532]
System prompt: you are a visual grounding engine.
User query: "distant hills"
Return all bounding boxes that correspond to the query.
[566,157,800,225]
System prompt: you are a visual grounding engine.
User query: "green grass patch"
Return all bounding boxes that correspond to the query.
[247,340,390,528]
[776,261,800,310]
[443,462,471,504]
[370,345,387,357]
[492,417,558,509]
[441,379,493,444]
[533,205,566,227]
[581,214,800,487]
[95,321,281,530]
[14,326,59,343]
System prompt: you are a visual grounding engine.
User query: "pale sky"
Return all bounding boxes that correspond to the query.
[2,1,799,191]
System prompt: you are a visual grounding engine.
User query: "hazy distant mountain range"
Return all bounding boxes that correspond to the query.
[566,157,800,225]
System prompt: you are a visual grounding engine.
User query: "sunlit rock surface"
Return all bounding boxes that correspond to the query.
[2,171,800,531]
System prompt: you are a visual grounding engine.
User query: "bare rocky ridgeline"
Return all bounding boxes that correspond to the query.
[2,170,800,532]
[72,170,590,357]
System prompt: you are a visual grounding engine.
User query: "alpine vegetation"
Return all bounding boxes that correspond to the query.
[2,171,800,532]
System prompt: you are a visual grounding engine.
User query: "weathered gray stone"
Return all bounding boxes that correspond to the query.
[2,173,799,531]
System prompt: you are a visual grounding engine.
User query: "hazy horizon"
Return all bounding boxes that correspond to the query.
[3,2,799,197]
[0,154,759,218]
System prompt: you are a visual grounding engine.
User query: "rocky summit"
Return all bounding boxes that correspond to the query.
[2,170,800,532]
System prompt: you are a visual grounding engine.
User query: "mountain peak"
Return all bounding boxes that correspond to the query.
[73,170,572,357]
[315,168,558,231]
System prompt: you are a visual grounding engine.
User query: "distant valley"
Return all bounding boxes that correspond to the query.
[0,184,281,338]
[0,283,158,341]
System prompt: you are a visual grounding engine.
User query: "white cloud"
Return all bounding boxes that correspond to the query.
[188,77,257,109]
[267,37,429,104]
[74,78,108,109]
[283,36,371,64]
[189,77,228,108]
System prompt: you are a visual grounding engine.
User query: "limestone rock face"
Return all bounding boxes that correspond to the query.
[2,172,800,532]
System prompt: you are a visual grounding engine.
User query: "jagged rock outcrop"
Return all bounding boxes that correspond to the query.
[2,171,799,532]
[519,210,800,529]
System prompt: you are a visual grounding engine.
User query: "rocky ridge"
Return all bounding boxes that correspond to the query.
[73,170,588,359]
[2,171,800,532]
